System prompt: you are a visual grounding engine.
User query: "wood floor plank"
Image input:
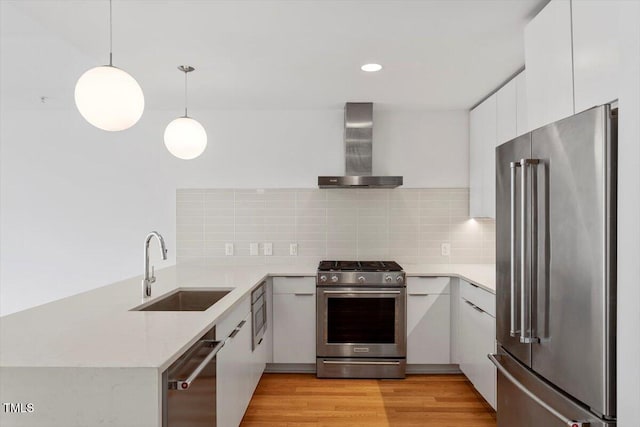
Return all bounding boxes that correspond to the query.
[240,373,496,427]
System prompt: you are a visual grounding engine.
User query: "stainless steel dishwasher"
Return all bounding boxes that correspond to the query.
[163,326,224,427]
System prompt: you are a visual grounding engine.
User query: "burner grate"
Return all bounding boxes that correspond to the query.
[318,260,403,272]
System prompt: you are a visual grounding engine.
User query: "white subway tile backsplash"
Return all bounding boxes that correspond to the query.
[266,199,295,209]
[176,188,495,266]
[176,226,205,239]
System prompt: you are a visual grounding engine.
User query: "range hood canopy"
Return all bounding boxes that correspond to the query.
[318,102,403,188]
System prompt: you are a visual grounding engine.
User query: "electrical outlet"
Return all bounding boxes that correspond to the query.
[441,242,451,256]
[264,242,273,256]
[289,243,298,256]
[225,243,234,256]
[249,243,259,256]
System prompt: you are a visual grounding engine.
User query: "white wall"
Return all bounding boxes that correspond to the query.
[0,109,177,316]
[0,107,469,315]
[617,2,640,425]
[374,110,469,187]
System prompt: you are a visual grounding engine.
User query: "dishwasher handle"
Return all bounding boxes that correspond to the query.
[169,340,225,391]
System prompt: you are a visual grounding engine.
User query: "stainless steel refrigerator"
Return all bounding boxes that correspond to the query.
[491,104,617,427]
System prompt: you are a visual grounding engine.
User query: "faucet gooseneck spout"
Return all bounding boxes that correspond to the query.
[142,231,168,298]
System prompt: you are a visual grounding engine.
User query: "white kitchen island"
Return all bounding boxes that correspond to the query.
[0,263,495,427]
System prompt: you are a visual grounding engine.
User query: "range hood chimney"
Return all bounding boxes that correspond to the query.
[318,102,403,188]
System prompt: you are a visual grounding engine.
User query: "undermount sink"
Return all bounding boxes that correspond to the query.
[134,289,231,312]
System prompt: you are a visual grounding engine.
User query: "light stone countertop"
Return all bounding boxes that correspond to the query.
[0,262,495,371]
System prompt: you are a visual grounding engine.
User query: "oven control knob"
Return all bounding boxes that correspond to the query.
[319,275,327,283]
[358,276,366,283]
[331,275,339,283]
[396,275,404,284]
[385,275,393,283]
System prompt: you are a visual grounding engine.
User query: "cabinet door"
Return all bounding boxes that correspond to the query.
[470,94,497,218]
[217,312,252,427]
[459,298,496,410]
[407,293,451,364]
[458,297,476,382]
[497,79,517,145]
[572,0,621,112]
[470,104,485,218]
[515,71,528,135]
[524,0,574,130]
[273,293,316,363]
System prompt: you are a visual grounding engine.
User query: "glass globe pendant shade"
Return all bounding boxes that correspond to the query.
[74,65,145,131]
[164,117,207,160]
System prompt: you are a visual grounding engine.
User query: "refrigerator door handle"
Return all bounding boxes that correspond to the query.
[520,158,540,344]
[510,161,521,337]
[488,354,590,427]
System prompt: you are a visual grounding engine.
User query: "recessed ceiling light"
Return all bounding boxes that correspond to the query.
[361,63,383,72]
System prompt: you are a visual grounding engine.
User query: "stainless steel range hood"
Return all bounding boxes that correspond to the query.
[318,103,403,188]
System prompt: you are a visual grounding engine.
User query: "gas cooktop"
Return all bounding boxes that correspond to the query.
[317,260,403,272]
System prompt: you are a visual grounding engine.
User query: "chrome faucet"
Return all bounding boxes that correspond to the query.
[142,231,168,298]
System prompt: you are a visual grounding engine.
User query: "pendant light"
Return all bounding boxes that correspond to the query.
[164,66,207,160]
[74,0,144,131]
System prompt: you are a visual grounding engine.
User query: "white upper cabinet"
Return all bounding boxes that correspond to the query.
[469,103,485,218]
[572,0,621,113]
[515,71,529,135]
[524,0,574,131]
[496,78,518,144]
[470,72,525,219]
[470,94,497,218]
[481,95,498,219]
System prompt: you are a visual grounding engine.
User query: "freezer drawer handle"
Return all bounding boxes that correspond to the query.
[510,161,521,337]
[488,354,590,427]
[169,340,225,391]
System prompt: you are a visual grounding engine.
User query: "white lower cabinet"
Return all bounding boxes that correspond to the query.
[272,277,316,364]
[217,311,254,427]
[216,285,271,427]
[458,280,496,410]
[406,277,451,364]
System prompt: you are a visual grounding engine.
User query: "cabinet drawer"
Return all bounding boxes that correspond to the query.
[460,280,495,317]
[216,295,251,339]
[273,276,315,294]
[406,276,450,295]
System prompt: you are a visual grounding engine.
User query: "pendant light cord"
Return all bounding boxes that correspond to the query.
[109,0,113,66]
[184,70,188,117]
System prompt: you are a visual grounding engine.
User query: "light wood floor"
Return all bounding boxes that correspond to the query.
[240,373,497,427]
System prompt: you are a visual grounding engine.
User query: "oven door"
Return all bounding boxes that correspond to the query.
[316,286,406,358]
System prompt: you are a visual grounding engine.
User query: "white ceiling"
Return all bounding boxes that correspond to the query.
[0,0,546,111]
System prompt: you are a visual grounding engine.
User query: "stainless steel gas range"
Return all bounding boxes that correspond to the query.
[316,261,407,379]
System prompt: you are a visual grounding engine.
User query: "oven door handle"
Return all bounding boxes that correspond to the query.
[322,290,401,295]
[322,360,401,366]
